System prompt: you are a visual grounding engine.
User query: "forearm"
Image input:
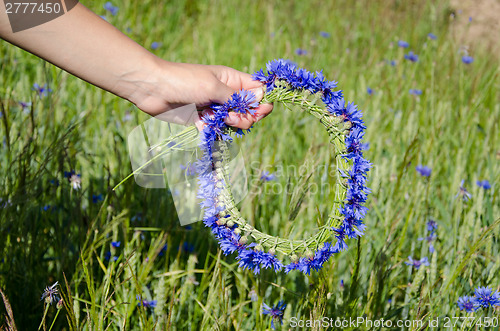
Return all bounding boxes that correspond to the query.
[0,2,158,103]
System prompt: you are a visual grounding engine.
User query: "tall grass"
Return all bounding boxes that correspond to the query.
[0,0,498,329]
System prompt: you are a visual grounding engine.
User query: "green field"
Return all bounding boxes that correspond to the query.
[1,0,499,330]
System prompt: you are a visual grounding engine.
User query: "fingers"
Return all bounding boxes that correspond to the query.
[224,103,273,130]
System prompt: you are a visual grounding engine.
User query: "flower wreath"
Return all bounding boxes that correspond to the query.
[196,59,371,275]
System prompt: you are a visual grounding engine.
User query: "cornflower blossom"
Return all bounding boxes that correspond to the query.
[295,48,307,56]
[92,194,103,203]
[262,300,286,329]
[104,2,118,15]
[260,170,276,182]
[19,101,31,112]
[462,55,473,64]
[416,165,431,177]
[319,31,330,38]
[137,295,157,309]
[409,89,422,96]
[456,179,472,201]
[476,180,491,190]
[457,295,475,312]
[367,87,374,95]
[151,42,162,50]
[111,241,121,248]
[404,51,419,62]
[32,83,52,98]
[428,33,437,40]
[41,281,59,305]
[405,256,429,269]
[398,40,409,48]
[473,287,500,310]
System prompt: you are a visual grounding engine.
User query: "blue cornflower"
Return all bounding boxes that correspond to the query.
[158,244,168,256]
[151,42,162,50]
[137,295,157,309]
[476,180,491,190]
[426,220,438,233]
[390,60,397,66]
[32,83,52,98]
[41,281,59,305]
[104,2,118,15]
[409,89,423,96]
[295,48,307,56]
[398,40,409,48]
[456,180,472,201]
[418,234,437,253]
[260,170,276,182]
[404,51,419,62]
[367,87,374,95]
[262,300,286,329]
[92,194,103,203]
[457,295,475,312]
[462,55,474,64]
[111,241,121,248]
[405,256,429,269]
[428,33,437,40]
[319,31,330,38]
[416,165,432,177]
[181,242,195,253]
[19,101,31,112]
[473,287,500,310]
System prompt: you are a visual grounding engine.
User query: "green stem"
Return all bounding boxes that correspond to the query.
[38,303,50,331]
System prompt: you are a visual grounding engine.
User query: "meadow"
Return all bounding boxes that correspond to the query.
[0,0,499,330]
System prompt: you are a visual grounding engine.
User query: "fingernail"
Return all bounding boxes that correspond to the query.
[250,87,264,100]
[224,116,238,126]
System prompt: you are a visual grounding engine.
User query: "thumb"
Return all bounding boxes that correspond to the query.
[211,82,237,105]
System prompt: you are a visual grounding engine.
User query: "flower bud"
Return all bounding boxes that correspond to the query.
[255,244,263,251]
[268,248,276,255]
[226,220,235,228]
[233,228,241,235]
[290,254,299,263]
[305,250,314,259]
[239,236,249,244]
[57,299,63,310]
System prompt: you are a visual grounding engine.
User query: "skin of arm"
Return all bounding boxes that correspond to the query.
[0,2,272,129]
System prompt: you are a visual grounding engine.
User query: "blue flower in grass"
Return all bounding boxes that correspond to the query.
[398,40,409,48]
[295,48,307,56]
[476,180,491,190]
[92,194,103,203]
[473,287,500,310]
[319,31,330,38]
[136,295,157,309]
[457,295,475,312]
[404,51,419,62]
[405,256,429,269]
[409,89,422,96]
[32,83,52,98]
[428,33,437,40]
[111,241,121,248]
[260,170,276,182]
[262,300,286,329]
[456,180,472,201]
[462,56,474,64]
[104,2,118,15]
[416,165,431,177]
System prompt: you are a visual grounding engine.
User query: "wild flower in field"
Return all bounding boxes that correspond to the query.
[111,241,121,248]
[462,55,474,64]
[32,83,52,98]
[476,180,491,190]
[92,194,103,203]
[428,33,437,40]
[409,89,422,96]
[104,2,118,15]
[416,165,431,177]
[319,31,330,38]
[295,48,307,56]
[456,180,472,201]
[18,101,31,113]
[181,242,195,253]
[389,60,397,66]
[418,233,437,253]
[41,281,59,305]
[427,219,438,232]
[151,42,162,50]
[262,300,286,329]
[249,289,258,302]
[457,295,475,312]
[405,256,429,269]
[367,87,374,95]
[137,295,157,309]
[260,170,276,181]
[473,287,500,310]
[404,51,419,62]
[158,244,167,256]
[398,40,409,48]
[69,174,81,190]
